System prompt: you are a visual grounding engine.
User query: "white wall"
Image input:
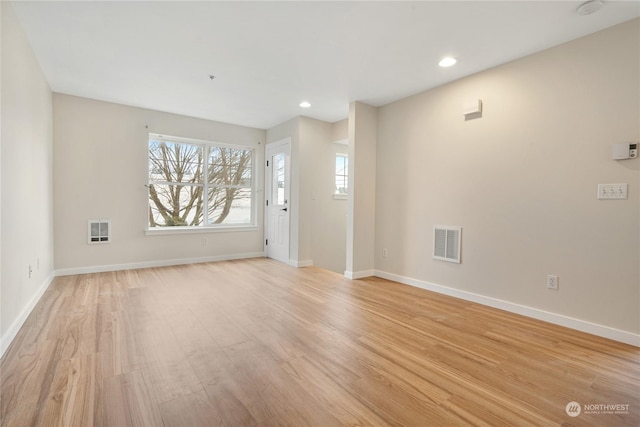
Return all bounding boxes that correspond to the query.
[1,2,3,353]
[321,119,348,273]
[302,117,347,273]
[314,139,348,273]
[53,94,266,273]
[293,117,322,265]
[1,2,54,355]
[346,102,377,278]
[374,19,639,339]
[331,118,348,144]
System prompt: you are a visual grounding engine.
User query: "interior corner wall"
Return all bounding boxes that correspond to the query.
[52,94,266,273]
[300,116,346,273]
[375,18,640,337]
[291,117,321,265]
[1,2,54,354]
[267,116,348,273]
[331,118,348,143]
[346,101,377,278]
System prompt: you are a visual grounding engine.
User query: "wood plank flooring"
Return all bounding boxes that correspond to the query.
[1,258,638,426]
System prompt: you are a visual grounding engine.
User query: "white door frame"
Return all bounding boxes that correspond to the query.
[264,138,291,263]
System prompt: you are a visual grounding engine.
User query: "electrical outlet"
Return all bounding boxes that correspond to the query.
[382,248,388,258]
[547,275,559,290]
[201,238,208,247]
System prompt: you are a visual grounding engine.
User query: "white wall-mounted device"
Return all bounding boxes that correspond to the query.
[433,225,462,263]
[597,183,628,200]
[611,142,638,160]
[463,99,482,116]
[88,219,111,244]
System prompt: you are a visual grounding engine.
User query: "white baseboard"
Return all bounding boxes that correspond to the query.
[55,252,266,277]
[0,272,55,358]
[374,270,639,347]
[344,269,375,280]
[289,259,314,268]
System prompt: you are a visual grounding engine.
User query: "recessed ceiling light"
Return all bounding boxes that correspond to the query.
[576,0,604,16]
[438,57,457,67]
[299,101,311,108]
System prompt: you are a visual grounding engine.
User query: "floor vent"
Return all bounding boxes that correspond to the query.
[88,219,111,244]
[433,225,461,263]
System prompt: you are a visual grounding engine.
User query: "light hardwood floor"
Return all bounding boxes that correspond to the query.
[1,258,638,426]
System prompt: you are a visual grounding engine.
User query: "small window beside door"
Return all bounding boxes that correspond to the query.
[273,152,286,206]
[334,154,348,199]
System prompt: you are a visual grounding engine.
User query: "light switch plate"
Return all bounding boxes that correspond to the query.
[597,183,628,200]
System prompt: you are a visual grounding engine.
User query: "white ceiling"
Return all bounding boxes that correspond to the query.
[10,1,640,130]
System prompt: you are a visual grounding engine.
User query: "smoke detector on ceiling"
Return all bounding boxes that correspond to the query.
[576,0,604,16]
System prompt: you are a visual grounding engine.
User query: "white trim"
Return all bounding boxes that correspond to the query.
[266,137,292,150]
[149,133,248,151]
[145,226,259,236]
[289,259,313,268]
[55,252,265,277]
[332,194,347,200]
[1,273,55,358]
[344,270,375,280]
[374,269,639,347]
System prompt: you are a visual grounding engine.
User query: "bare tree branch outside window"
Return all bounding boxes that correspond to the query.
[148,137,253,227]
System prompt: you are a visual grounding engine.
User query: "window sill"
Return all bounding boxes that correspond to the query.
[333,194,348,200]
[145,225,259,236]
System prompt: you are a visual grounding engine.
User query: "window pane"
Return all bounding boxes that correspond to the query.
[336,176,347,194]
[336,155,345,175]
[273,153,285,205]
[335,154,348,194]
[208,147,253,187]
[208,187,252,225]
[148,183,204,226]
[149,140,203,184]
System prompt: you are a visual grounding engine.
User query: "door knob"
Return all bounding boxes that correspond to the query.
[281,208,288,212]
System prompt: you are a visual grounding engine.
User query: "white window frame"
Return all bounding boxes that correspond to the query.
[334,153,348,200]
[146,133,257,235]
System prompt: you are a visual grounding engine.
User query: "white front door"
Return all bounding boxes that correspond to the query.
[265,139,290,264]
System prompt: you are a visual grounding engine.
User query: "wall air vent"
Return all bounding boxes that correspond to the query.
[433,225,461,263]
[88,219,111,244]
